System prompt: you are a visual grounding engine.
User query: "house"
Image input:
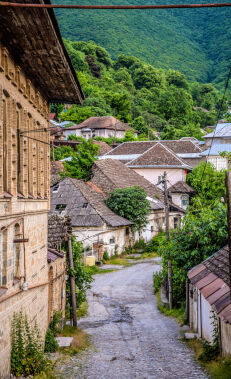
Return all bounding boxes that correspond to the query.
[202,123,231,170]
[91,159,185,242]
[168,181,196,210]
[101,139,204,168]
[50,178,132,258]
[188,246,231,356]
[126,142,192,187]
[0,1,83,376]
[63,116,138,140]
[203,123,231,148]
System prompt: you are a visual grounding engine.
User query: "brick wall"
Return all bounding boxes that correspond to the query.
[0,41,50,378]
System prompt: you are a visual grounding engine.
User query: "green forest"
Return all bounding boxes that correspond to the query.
[55,39,229,140]
[53,0,231,88]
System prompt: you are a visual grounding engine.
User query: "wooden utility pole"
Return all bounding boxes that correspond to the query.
[226,159,231,290]
[68,235,78,327]
[163,171,173,309]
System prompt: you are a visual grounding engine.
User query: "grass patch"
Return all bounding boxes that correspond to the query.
[185,338,231,379]
[106,257,131,266]
[85,265,117,274]
[138,251,158,259]
[77,301,88,318]
[58,326,91,356]
[156,290,186,325]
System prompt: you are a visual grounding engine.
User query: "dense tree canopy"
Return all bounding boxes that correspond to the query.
[58,40,227,141]
[105,186,150,233]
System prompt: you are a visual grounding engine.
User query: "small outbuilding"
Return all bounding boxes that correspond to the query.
[188,245,231,356]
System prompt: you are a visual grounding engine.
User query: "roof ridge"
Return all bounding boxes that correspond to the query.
[125,142,159,164]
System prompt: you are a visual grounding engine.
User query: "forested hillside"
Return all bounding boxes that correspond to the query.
[54,0,231,88]
[55,40,229,141]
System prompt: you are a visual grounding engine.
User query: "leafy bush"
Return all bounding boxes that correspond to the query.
[44,329,58,353]
[105,186,151,233]
[103,250,109,261]
[133,239,145,250]
[11,311,51,377]
[49,310,62,335]
[153,271,164,294]
[144,232,166,253]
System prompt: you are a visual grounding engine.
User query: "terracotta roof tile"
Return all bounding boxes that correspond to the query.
[168,181,196,194]
[127,143,191,168]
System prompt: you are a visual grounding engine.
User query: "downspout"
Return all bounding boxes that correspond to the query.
[186,278,189,323]
[200,292,203,338]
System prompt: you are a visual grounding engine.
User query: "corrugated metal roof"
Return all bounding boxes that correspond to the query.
[201,143,231,156]
[203,123,231,138]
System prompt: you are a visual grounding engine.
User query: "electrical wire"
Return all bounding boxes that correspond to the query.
[199,66,231,181]
[1,2,231,9]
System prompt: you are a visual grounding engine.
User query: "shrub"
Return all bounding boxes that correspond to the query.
[153,271,164,294]
[134,239,145,250]
[44,328,58,353]
[103,250,109,261]
[144,232,166,253]
[49,310,62,335]
[11,311,51,377]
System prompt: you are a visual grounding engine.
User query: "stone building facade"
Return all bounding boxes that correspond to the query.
[0,1,83,376]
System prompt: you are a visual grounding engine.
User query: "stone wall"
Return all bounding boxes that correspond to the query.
[0,41,50,378]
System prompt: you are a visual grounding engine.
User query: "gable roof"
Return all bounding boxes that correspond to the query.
[204,123,231,139]
[104,140,202,158]
[93,141,112,155]
[65,116,134,132]
[50,177,131,227]
[188,246,231,323]
[127,143,191,169]
[0,0,83,103]
[92,158,165,207]
[168,181,196,194]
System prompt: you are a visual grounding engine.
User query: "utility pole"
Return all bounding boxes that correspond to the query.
[163,171,173,309]
[68,235,78,327]
[226,158,231,290]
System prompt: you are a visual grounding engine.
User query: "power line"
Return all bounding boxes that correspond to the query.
[200,66,231,181]
[1,2,231,9]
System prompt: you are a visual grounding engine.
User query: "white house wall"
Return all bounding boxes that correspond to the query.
[73,224,128,257]
[131,167,186,187]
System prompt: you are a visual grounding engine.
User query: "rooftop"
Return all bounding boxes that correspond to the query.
[104,140,202,157]
[188,246,231,323]
[201,143,231,157]
[203,123,231,139]
[50,177,132,227]
[126,143,191,169]
[0,0,83,103]
[64,116,134,131]
[168,181,196,194]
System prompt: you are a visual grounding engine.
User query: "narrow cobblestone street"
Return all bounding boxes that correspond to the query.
[58,261,208,379]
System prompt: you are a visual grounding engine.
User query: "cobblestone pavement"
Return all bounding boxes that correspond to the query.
[57,261,208,379]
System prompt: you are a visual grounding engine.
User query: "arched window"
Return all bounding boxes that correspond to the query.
[13,224,21,279]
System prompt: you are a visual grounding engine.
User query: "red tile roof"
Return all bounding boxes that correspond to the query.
[188,246,231,323]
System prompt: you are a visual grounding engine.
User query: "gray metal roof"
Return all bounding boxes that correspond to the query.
[201,143,231,156]
[203,123,231,138]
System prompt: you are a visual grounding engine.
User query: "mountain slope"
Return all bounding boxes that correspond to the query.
[54,0,231,87]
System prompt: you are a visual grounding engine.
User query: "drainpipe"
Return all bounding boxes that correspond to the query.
[186,278,189,323]
[200,292,203,338]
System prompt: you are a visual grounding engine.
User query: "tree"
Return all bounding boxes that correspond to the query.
[130,116,148,135]
[105,186,150,233]
[52,145,75,161]
[63,139,99,181]
[124,129,137,141]
[133,65,165,90]
[166,69,189,89]
[187,161,226,202]
[158,201,227,305]
[66,238,93,307]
